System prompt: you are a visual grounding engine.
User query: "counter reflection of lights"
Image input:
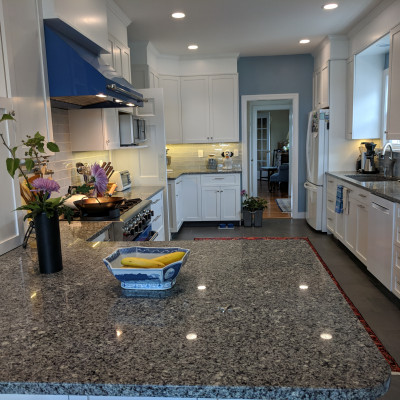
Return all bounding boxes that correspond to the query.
[116,330,122,337]
[91,242,100,248]
[186,333,197,340]
[197,285,206,290]
[323,3,338,10]
[96,93,107,98]
[172,12,185,19]
[30,292,37,298]
[320,333,333,340]
[299,284,309,290]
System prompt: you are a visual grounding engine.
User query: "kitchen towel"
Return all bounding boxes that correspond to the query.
[335,185,343,214]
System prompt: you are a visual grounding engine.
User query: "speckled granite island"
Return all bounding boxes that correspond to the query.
[0,223,391,399]
[167,167,242,180]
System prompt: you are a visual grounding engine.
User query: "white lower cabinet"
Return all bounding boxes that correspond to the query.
[181,175,202,221]
[168,177,184,233]
[354,198,369,265]
[149,190,165,241]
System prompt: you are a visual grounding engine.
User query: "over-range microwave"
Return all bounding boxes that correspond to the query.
[119,113,147,146]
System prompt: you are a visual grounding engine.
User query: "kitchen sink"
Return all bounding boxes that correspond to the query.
[344,174,400,182]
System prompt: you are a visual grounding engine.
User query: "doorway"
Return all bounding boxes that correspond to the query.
[241,93,300,218]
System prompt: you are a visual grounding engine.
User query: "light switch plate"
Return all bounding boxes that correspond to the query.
[198,150,204,157]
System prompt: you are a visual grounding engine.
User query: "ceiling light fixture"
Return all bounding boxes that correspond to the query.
[172,12,185,19]
[323,3,338,10]
[96,93,107,98]
[299,39,310,44]
[188,44,198,50]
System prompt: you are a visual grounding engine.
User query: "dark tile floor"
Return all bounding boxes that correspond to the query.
[172,218,400,399]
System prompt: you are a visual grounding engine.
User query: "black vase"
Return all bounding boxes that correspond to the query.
[34,212,63,274]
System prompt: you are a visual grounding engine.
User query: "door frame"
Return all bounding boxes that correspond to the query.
[241,93,300,218]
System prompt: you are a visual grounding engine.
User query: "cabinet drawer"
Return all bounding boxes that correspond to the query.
[392,245,400,298]
[349,186,369,205]
[326,193,336,213]
[326,176,337,195]
[150,191,163,215]
[200,173,239,186]
[326,208,335,233]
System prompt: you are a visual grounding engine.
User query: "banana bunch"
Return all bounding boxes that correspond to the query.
[120,251,186,269]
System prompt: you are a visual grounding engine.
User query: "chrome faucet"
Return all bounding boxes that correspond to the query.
[382,143,395,177]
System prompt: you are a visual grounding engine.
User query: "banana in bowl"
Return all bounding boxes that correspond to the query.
[103,247,190,290]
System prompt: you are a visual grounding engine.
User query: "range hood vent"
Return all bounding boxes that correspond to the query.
[44,22,144,109]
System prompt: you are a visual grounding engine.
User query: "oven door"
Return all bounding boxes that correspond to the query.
[134,224,158,241]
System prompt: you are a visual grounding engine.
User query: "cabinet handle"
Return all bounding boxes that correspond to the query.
[220,190,223,192]
[357,204,365,209]
[151,199,160,205]
[153,215,161,222]
[327,217,333,221]
[328,199,333,203]
[214,178,225,180]
[358,194,367,198]
[328,180,334,183]
[176,181,181,185]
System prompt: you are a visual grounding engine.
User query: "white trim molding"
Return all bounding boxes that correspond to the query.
[241,93,300,218]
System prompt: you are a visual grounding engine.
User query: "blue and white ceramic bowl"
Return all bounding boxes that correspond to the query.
[103,247,190,290]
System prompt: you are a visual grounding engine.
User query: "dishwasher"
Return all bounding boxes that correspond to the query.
[367,194,395,290]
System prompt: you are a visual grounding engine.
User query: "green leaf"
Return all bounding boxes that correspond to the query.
[6,157,20,177]
[25,158,35,172]
[37,143,45,153]
[11,146,18,157]
[0,113,15,122]
[34,132,44,140]
[47,142,60,152]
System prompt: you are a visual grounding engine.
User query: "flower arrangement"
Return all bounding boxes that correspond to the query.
[0,112,74,221]
[241,190,268,212]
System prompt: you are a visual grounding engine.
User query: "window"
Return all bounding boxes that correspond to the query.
[256,113,270,170]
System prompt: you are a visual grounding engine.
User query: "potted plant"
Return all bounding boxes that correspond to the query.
[0,112,76,273]
[241,190,268,227]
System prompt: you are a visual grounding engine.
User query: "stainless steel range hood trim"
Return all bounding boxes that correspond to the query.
[107,84,148,103]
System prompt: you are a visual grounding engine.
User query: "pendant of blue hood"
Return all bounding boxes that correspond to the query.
[44,22,144,109]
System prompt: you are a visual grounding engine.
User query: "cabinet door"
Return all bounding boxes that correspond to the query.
[335,212,345,242]
[201,186,220,220]
[181,76,209,143]
[69,109,104,151]
[387,24,400,139]
[314,70,321,109]
[0,20,9,98]
[355,200,368,264]
[159,76,182,143]
[175,179,184,230]
[113,42,123,76]
[182,175,202,221]
[209,75,239,142]
[344,198,357,252]
[121,47,131,83]
[320,64,329,108]
[220,186,240,220]
[103,109,120,150]
[346,58,354,139]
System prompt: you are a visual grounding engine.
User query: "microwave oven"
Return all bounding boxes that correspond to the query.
[113,170,132,191]
[119,113,147,146]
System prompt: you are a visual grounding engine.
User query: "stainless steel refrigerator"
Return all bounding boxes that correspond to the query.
[304,109,330,231]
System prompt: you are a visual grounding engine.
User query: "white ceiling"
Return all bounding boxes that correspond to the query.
[114,0,386,58]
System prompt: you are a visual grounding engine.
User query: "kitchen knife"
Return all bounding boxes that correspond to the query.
[107,169,114,179]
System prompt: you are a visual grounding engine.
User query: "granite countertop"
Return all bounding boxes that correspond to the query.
[114,185,164,201]
[0,228,390,398]
[167,167,242,180]
[327,171,400,203]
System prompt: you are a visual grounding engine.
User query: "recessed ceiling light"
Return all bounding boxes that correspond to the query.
[323,3,338,10]
[299,39,310,44]
[188,44,198,50]
[96,93,107,98]
[172,12,185,19]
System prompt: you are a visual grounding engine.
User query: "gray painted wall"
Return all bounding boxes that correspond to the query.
[238,54,314,212]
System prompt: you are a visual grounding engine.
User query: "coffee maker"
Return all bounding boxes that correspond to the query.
[360,142,378,173]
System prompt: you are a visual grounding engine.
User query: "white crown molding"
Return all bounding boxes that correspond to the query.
[107,0,131,27]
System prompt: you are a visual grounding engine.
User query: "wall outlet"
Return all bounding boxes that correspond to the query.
[234,149,239,156]
[198,150,204,157]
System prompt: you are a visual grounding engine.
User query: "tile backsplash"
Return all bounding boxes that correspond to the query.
[48,108,110,195]
[166,143,242,170]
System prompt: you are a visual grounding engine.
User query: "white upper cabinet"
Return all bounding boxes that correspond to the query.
[42,0,109,53]
[209,75,239,142]
[346,57,354,139]
[0,14,9,99]
[159,76,182,143]
[69,108,120,151]
[313,64,329,109]
[161,74,239,144]
[387,24,400,139]
[180,76,210,143]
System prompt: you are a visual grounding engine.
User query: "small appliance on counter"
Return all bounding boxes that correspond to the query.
[166,148,173,172]
[206,154,217,169]
[360,142,378,173]
[112,170,132,191]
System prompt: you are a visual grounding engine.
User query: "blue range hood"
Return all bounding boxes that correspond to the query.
[44,23,143,109]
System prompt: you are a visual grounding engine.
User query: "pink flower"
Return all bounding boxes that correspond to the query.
[91,163,108,196]
[32,178,60,194]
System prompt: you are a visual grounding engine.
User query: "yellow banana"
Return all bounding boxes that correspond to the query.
[152,251,186,266]
[120,257,165,268]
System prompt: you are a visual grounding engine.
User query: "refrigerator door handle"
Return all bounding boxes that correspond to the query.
[304,181,317,191]
[306,111,313,181]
